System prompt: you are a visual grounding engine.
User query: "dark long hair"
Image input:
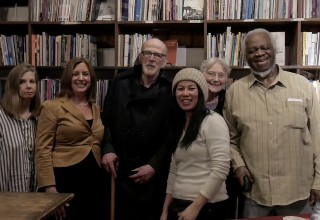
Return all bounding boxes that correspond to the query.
[171,84,210,150]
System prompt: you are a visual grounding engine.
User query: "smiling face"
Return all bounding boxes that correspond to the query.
[175,80,199,112]
[139,39,167,78]
[71,62,91,97]
[245,32,276,77]
[19,71,37,101]
[204,62,227,95]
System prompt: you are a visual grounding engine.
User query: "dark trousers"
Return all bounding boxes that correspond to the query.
[114,176,165,220]
[43,152,110,220]
[167,199,229,220]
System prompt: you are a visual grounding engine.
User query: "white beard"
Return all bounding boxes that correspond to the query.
[252,63,276,78]
[253,69,272,78]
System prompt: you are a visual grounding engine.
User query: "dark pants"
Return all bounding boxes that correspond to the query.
[115,159,167,220]
[43,152,110,220]
[167,199,229,220]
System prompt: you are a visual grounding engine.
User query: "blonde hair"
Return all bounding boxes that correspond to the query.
[2,63,41,119]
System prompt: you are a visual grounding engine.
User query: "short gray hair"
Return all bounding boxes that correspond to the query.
[241,28,277,55]
[200,57,231,77]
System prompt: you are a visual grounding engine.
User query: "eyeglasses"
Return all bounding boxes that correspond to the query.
[205,71,226,79]
[141,51,166,60]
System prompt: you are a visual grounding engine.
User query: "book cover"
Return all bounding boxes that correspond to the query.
[96,0,115,20]
[182,0,204,20]
[164,39,178,66]
[270,32,285,66]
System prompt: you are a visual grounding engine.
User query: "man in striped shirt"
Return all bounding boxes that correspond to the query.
[224,28,320,218]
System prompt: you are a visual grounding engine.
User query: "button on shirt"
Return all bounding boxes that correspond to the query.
[223,66,320,206]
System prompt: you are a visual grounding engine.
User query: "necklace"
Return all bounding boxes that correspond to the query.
[74,102,89,106]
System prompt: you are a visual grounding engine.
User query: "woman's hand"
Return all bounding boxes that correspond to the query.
[45,186,67,220]
[177,204,200,220]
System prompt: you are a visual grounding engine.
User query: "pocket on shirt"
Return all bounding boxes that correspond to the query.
[286,102,307,129]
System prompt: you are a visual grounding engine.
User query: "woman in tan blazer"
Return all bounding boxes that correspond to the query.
[35,57,107,220]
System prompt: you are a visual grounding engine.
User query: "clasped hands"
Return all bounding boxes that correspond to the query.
[101,152,155,183]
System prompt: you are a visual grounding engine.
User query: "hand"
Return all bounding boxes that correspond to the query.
[234,166,254,186]
[101,152,119,178]
[178,204,200,220]
[129,164,155,184]
[310,189,320,206]
[45,186,67,220]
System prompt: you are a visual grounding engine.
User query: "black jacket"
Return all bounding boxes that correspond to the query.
[102,64,173,173]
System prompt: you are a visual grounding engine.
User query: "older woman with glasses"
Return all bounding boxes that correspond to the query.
[200,57,242,219]
[200,57,231,115]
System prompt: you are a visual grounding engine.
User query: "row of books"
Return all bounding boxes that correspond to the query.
[117,33,152,67]
[0,35,28,66]
[31,33,97,67]
[207,0,298,20]
[207,27,286,66]
[40,79,109,111]
[119,0,204,21]
[31,0,110,22]
[303,32,320,66]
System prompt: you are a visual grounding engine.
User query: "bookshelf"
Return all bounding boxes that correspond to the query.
[0,0,319,82]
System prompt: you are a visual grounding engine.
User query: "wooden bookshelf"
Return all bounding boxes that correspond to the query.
[0,0,318,81]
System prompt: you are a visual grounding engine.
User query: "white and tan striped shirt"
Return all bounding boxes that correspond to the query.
[224,66,320,206]
[0,107,37,192]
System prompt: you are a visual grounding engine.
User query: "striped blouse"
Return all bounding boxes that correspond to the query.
[0,107,37,192]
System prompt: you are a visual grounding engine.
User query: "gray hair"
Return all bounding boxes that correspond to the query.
[241,28,277,55]
[200,57,231,77]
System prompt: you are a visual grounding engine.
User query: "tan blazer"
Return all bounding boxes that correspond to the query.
[35,97,104,188]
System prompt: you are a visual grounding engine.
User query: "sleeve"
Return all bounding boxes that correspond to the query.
[166,155,177,195]
[307,83,320,190]
[199,114,231,199]
[0,124,9,191]
[101,78,117,155]
[35,100,59,188]
[223,86,246,170]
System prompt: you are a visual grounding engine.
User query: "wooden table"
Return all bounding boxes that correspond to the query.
[237,214,310,220]
[0,192,74,220]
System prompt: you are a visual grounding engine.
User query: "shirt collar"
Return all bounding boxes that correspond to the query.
[247,65,287,88]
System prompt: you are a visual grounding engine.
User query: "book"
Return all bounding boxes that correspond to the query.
[270,32,285,66]
[164,39,178,66]
[96,0,115,20]
[182,0,204,20]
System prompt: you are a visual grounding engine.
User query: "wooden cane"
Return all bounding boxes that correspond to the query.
[111,175,115,220]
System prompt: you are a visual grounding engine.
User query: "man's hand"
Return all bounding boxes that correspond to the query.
[129,164,155,184]
[310,189,320,206]
[234,166,254,186]
[101,152,119,178]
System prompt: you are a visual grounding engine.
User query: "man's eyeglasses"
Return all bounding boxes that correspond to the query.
[141,51,166,60]
[205,71,226,79]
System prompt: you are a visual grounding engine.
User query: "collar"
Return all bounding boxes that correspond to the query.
[247,65,287,89]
